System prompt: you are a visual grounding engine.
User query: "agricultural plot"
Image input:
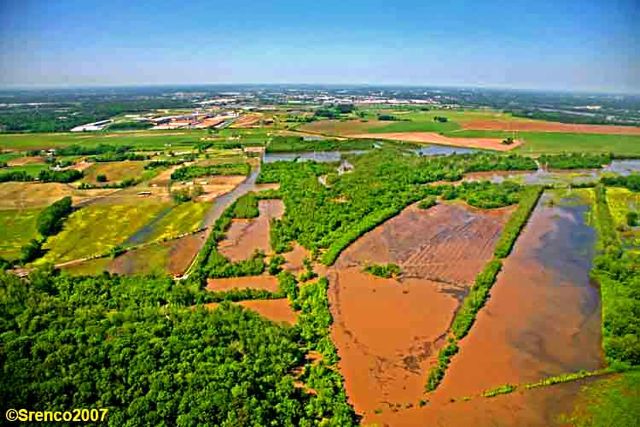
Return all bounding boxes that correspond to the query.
[0,208,41,260]
[0,129,207,151]
[39,199,169,264]
[81,160,150,185]
[0,182,116,209]
[125,201,210,245]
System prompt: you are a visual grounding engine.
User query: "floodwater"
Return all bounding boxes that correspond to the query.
[218,199,284,261]
[263,150,367,163]
[328,203,513,420]
[465,159,640,186]
[206,275,280,293]
[206,299,298,325]
[414,145,478,156]
[367,191,604,426]
[201,168,261,227]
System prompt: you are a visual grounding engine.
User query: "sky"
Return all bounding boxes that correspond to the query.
[0,0,639,93]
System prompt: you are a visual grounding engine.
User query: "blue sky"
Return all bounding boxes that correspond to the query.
[1,0,638,92]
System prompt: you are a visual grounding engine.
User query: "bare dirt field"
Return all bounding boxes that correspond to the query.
[219,199,285,261]
[348,132,521,151]
[206,275,280,293]
[328,203,513,420]
[231,113,263,128]
[462,118,640,135]
[7,156,45,166]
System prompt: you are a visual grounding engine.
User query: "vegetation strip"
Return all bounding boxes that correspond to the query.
[590,184,640,367]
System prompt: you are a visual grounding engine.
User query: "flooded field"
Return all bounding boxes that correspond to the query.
[263,150,367,163]
[328,203,513,418]
[465,159,640,186]
[366,190,604,426]
[206,275,280,293]
[205,299,298,325]
[219,199,284,261]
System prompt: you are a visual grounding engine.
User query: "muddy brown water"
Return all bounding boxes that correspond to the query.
[364,192,603,426]
[218,199,284,261]
[328,203,513,420]
[206,275,280,293]
[205,299,298,325]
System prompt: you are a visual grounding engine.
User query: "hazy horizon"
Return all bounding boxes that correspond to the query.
[1,0,639,93]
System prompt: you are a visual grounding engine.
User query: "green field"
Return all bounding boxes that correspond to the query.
[0,130,208,151]
[562,370,640,427]
[39,200,169,264]
[82,161,150,184]
[0,208,41,260]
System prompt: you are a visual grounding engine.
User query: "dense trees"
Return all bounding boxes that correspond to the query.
[171,163,250,181]
[258,150,537,266]
[36,196,73,236]
[0,271,318,426]
[539,153,611,169]
[601,173,640,192]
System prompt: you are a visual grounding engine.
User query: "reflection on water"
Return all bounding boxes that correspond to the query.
[263,150,367,163]
[414,145,477,156]
[465,160,640,186]
[201,168,261,227]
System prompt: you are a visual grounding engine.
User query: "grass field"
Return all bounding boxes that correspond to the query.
[2,163,50,176]
[606,187,640,251]
[562,370,640,427]
[298,109,640,156]
[0,208,41,260]
[515,132,640,156]
[82,161,149,184]
[0,130,208,151]
[39,200,169,264]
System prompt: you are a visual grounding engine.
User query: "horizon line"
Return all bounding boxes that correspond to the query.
[1,82,639,96]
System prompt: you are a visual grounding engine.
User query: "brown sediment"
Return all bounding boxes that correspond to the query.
[236,299,298,325]
[369,377,596,427]
[336,203,514,285]
[436,195,602,396]
[366,193,604,426]
[283,243,309,272]
[328,203,513,420]
[203,298,297,324]
[167,232,206,275]
[462,118,640,135]
[206,275,280,293]
[219,199,285,261]
[348,132,521,151]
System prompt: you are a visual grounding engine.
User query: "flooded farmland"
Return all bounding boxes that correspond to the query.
[365,190,604,426]
[218,199,284,261]
[327,202,513,419]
